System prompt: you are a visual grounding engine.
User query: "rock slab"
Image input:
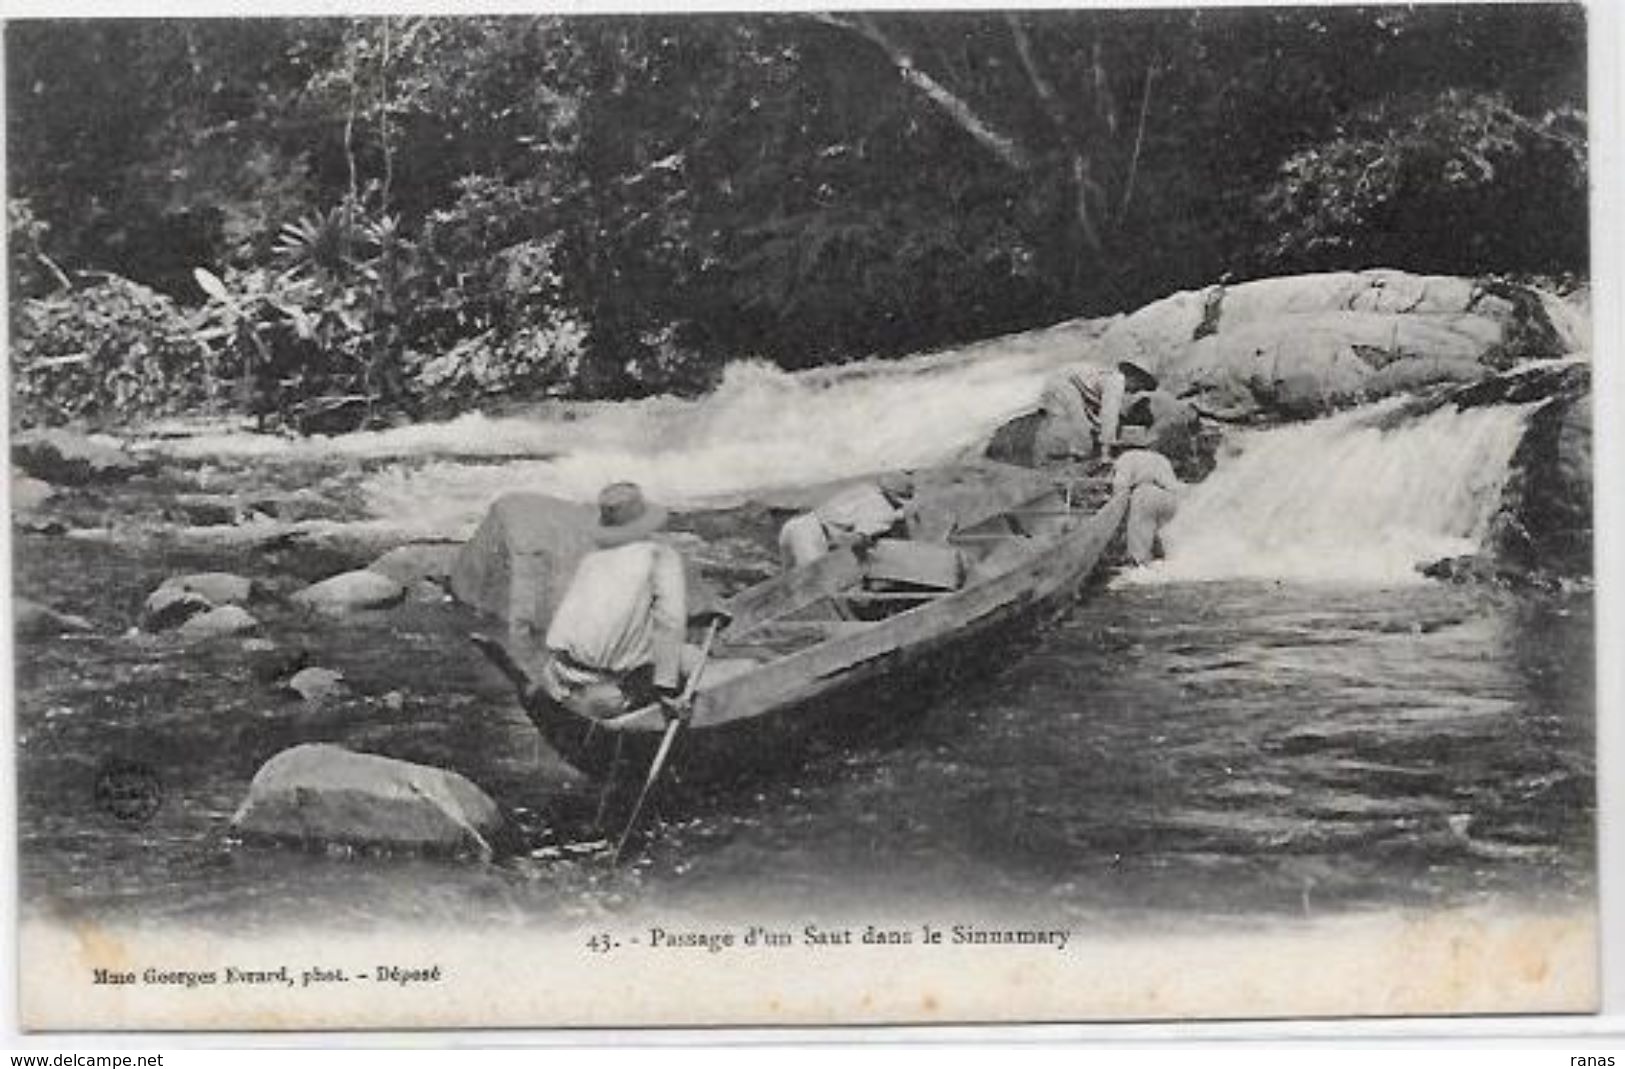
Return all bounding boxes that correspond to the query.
[177,604,259,639]
[15,597,94,638]
[12,429,145,484]
[11,472,56,514]
[231,743,502,858]
[368,542,462,588]
[449,493,596,643]
[292,570,406,615]
[143,572,255,631]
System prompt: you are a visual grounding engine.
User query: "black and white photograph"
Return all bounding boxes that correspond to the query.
[6,4,1602,1030]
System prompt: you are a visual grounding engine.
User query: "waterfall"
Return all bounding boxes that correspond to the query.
[352,354,1062,535]
[1141,400,1536,584]
[144,312,1546,561]
[155,324,1103,537]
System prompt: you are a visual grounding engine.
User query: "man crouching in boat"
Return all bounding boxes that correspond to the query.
[778,472,916,570]
[1112,449,1185,566]
[536,482,711,721]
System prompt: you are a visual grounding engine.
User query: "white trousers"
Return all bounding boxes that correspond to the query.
[1126,484,1179,565]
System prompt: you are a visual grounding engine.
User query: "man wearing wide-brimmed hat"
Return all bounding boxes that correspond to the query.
[538,482,699,718]
[1034,359,1159,464]
[778,471,916,570]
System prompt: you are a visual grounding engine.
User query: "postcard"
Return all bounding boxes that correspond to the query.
[8,4,1599,1032]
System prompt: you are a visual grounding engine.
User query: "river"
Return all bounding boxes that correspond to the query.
[13,325,1595,936]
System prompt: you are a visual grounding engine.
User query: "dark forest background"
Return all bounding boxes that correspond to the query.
[6,8,1588,431]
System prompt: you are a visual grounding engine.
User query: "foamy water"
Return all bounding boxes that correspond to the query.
[1129,400,1536,584]
[140,306,1562,558]
[147,323,1106,537]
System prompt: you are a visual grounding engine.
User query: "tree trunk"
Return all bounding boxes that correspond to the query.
[808,13,1031,173]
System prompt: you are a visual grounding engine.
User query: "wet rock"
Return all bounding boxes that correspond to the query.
[450,493,596,644]
[163,572,255,606]
[246,642,311,684]
[285,666,347,703]
[12,429,145,485]
[230,743,503,859]
[15,518,69,537]
[368,542,462,588]
[1096,271,1572,421]
[406,579,451,604]
[142,586,214,631]
[292,569,405,615]
[177,604,260,639]
[11,471,55,514]
[983,411,1045,468]
[1449,360,1588,410]
[1419,554,1512,585]
[1364,356,1488,397]
[143,572,255,631]
[1479,367,1591,578]
[1417,554,1558,593]
[165,493,247,527]
[247,489,341,523]
[12,471,69,536]
[15,597,94,638]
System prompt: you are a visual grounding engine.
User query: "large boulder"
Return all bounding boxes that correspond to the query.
[292,569,406,615]
[284,666,347,703]
[11,429,145,485]
[230,743,503,858]
[450,493,728,643]
[142,586,213,631]
[1094,270,1576,421]
[449,493,597,644]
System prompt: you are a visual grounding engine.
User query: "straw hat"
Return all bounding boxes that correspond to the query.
[591,482,669,547]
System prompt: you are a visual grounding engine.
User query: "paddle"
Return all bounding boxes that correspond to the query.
[610,615,724,865]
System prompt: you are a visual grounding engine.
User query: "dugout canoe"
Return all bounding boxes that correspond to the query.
[475,480,1129,785]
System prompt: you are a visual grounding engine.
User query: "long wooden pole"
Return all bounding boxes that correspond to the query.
[611,618,723,865]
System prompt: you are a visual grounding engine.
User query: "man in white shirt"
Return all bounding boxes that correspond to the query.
[1112,448,1184,565]
[778,472,916,570]
[538,482,702,719]
[1035,360,1159,463]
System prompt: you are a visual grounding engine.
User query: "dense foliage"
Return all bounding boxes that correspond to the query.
[6,9,1588,429]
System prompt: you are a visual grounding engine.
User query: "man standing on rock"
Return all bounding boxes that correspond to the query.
[536,482,706,719]
[1112,449,1185,566]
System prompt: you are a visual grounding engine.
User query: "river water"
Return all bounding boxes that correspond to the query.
[14,327,1595,935]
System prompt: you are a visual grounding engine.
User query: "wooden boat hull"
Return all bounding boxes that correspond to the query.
[517,491,1129,785]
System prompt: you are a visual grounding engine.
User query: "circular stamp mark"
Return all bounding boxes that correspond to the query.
[94,757,163,826]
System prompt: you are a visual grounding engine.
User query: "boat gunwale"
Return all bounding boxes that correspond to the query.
[578,489,1129,736]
